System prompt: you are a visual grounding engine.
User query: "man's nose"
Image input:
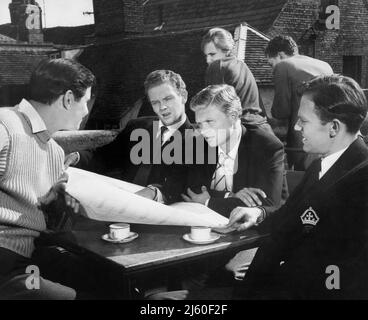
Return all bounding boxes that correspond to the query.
[200,125,211,135]
[159,103,168,111]
[294,121,302,131]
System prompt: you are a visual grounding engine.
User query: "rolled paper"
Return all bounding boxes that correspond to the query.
[66,167,228,227]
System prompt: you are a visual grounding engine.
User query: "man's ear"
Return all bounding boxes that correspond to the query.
[181,90,188,104]
[62,90,74,110]
[278,51,288,60]
[329,119,341,138]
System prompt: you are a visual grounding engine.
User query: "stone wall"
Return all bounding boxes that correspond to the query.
[53,130,119,154]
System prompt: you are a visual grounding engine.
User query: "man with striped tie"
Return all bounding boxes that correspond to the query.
[182,84,285,217]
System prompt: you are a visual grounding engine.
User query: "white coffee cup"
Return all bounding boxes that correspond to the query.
[109,223,130,240]
[190,226,211,241]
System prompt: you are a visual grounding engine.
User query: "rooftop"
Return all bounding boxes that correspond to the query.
[144,0,287,33]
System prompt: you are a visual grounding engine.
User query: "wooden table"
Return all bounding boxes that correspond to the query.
[52,216,269,299]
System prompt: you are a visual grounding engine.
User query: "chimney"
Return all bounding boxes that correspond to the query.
[9,0,44,43]
[93,0,144,38]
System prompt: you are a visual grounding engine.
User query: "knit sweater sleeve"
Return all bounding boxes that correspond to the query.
[0,124,10,178]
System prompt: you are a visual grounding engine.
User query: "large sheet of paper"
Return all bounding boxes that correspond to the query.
[66,167,228,228]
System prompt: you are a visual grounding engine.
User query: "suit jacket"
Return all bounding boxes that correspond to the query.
[239,137,368,299]
[187,124,285,217]
[77,116,193,204]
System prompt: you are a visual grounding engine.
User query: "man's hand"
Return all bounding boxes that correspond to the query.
[227,206,263,231]
[135,187,156,200]
[38,180,80,214]
[233,188,266,207]
[38,177,80,232]
[181,186,210,205]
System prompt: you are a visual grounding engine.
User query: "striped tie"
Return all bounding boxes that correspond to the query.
[211,153,230,192]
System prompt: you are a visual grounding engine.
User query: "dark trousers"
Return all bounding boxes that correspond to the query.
[0,242,124,300]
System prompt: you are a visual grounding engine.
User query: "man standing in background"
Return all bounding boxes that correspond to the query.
[265,35,333,170]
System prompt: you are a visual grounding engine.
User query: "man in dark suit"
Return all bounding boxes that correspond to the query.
[228,74,368,299]
[266,35,333,170]
[182,84,285,217]
[77,70,193,204]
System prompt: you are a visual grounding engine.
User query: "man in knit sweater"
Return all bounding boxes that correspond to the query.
[0,58,99,299]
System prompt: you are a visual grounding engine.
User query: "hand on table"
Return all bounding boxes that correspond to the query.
[181,186,210,205]
[227,206,263,231]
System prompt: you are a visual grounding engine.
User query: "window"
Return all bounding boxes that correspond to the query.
[343,56,362,85]
[49,52,61,59]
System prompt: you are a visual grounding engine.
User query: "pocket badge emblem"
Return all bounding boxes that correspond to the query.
[300,207,320,227]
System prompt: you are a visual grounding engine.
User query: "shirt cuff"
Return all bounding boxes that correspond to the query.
[224,192,231,198]
[255,206,267,225]
[155,188,164,203]
[147,185,164,203]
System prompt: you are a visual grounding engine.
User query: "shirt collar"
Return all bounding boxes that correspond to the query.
[17,99,51,142]
[157,114,187,137]
[320,146,349,179]
[218,120,242,160]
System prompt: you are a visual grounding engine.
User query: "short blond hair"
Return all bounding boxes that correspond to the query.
[190,84,242,118]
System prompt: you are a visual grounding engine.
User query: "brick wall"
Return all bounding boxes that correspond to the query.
[93,0,144,37]
[270,0,368,87]
[338,0,368,87]
[269,0,319,39]
[314,30,342,72]
[93,0,125,36]
[124,0,144,34]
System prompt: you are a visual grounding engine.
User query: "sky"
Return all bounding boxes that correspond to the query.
[0,0,94,28]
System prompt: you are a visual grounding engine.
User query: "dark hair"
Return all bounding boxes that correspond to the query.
[190,84,242,118]
[265,35,299,58]
[29,58,95,105]
[302,74,368,134]
[144,70,187,98]
[201,27,234,56]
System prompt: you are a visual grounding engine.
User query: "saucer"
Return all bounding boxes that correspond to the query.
[101,232,138,243]
[182,233,220,245]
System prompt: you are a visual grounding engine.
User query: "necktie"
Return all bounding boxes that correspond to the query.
[211,153,231,192]
[311,157,321,183]
[160,126,169,145]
